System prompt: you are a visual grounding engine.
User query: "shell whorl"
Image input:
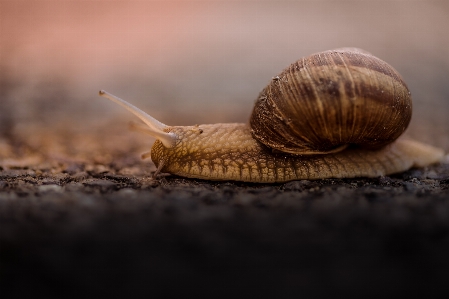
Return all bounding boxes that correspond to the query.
[250,48,412,155]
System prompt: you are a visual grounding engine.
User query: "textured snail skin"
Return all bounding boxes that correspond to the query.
[150,123,444,183]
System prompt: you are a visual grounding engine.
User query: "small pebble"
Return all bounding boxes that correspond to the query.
[38,184,63,193]
[283,180,312,191]
[0,181,7,189]
[83,179,116,188]
[403,181,417,192]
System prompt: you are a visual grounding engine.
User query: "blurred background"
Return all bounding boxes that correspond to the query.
[1,0,448,163]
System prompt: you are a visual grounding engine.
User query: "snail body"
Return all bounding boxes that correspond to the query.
[150,124,442,182]
[99,48,444,183]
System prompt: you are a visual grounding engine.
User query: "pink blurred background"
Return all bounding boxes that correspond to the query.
[1,1,448,160]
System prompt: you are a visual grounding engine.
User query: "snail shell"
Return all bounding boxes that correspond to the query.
[98,48,444,182]
[250,48,412,154]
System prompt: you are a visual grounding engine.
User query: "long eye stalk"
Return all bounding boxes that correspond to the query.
[98,90,177,148]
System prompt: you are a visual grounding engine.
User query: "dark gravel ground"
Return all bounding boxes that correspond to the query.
[1,149,449,298]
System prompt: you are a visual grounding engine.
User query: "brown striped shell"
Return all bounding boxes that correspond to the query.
[250,48,412,155]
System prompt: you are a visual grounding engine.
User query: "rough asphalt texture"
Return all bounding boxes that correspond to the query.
[1,140,449,298]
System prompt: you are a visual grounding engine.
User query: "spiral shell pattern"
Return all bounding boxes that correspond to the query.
[250,48,412,154]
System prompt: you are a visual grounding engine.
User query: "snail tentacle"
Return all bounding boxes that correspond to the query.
[99,90,177,148]
[152,159,165,179]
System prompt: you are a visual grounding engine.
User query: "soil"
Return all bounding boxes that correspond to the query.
[1,138,449,298]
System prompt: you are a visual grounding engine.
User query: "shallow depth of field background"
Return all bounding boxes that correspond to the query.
[1,1,448,161]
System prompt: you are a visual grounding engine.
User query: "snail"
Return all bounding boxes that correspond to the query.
[98,48,444,183]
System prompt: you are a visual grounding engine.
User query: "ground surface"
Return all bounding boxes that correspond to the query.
[1,139,449,297]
